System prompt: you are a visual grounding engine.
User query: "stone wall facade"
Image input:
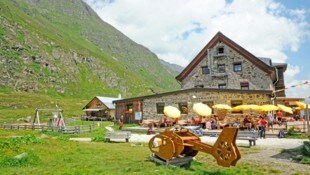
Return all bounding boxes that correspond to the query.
[181,43,274,91]
[141,89,271,120]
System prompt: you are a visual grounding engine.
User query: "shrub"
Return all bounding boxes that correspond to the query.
[91,135,105,142]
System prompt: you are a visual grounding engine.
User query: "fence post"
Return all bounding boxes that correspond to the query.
[306,106,309,137]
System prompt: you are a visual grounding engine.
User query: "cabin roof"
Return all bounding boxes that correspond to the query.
[83,96,122,110]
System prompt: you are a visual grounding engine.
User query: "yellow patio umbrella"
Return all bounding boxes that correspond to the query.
[164,106,181,119]
[193,103,212,117]
[212,104,232,110]
[277,104,293,114]
[295,101,308,110]
[232,104,261,112]
[260,104,279,112]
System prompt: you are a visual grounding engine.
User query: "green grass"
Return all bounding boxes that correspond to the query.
[0,92,88,123]
[0,0,180,100]
[0,126,300,175]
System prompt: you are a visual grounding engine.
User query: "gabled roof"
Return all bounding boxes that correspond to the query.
[96,96,121,109]
[176,32,275,81]
[83,96,122,110]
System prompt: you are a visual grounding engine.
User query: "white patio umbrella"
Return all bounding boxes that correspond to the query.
[163,106,181,119]
[193,103,212,117]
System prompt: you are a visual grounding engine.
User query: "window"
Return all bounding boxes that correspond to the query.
[195,84,204,88]
[156,103,165,114]
[178,102,188,114]
[240,82,249,90]
[218,47,224,54]
[127,104,133,113]
[218,64,225,73]
[233,63,242,72]
[218,83,226,89]
[202,66,210,74]
[231,100,242,107]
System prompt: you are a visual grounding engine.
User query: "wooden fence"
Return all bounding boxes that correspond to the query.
[0,123,96,133]
[286,121,309,133]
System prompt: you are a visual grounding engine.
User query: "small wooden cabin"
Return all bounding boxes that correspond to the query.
[83,96,121,120]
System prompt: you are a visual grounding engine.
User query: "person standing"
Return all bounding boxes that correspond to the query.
[119,118,124,130]
[258,116,267,138]
[276,110,283,125]
[267,112,274,132]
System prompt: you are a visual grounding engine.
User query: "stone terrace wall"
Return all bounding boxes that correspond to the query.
[143,90,271,120]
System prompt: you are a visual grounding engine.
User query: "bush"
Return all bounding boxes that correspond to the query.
[287,126,298,134]
[91,136,105,142]
[302,141,310,156]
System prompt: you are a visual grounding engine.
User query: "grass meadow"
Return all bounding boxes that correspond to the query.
[0,122,287,175]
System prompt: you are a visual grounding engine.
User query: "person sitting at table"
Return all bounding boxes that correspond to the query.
[191,117,196,126]
[173,117,179,125]
[205,119,212,130]
[211,116,218,130]
[218,118,229,128]
[200,116,206,129]
[161,115,168,127]
[191,116,201,126]
[243,115,252,130]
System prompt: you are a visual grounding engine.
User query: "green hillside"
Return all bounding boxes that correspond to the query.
[0,0,180,121]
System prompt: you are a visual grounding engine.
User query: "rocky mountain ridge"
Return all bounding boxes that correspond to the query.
[0,0,181,99]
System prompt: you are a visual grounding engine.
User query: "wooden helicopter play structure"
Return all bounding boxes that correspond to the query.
[148,127,241,167]
[150,105,241,167]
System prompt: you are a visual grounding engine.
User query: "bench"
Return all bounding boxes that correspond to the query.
[182,126,203,136]
[105,131,131,142]
[237,130,258,147]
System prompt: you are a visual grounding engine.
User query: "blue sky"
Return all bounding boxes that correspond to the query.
[84,0,310,99]
[281,0,310,81]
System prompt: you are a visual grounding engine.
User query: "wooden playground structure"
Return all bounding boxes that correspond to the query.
[149,127,241,167]
[0,108,95,133]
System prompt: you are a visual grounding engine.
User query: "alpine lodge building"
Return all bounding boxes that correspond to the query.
[113,32,288,124]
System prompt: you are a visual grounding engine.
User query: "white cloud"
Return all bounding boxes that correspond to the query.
[285,64,300,83]
[84,0,310,97]
[84,0,307,66]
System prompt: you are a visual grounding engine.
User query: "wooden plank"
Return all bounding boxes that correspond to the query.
[150,154,193,166]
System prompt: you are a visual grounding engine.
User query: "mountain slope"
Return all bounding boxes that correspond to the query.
[0,0,180,100]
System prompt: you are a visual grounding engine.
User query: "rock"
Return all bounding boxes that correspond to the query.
[14,152,28,160]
